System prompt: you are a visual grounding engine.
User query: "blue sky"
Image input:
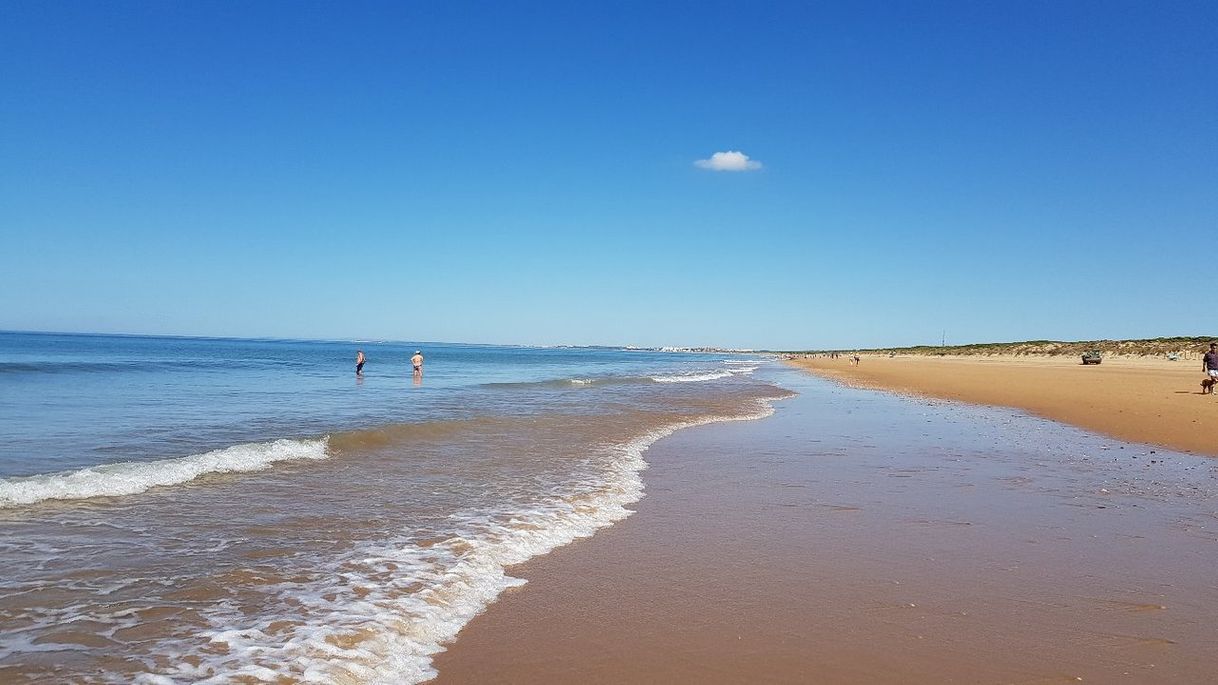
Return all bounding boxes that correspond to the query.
[1,1,1214,349]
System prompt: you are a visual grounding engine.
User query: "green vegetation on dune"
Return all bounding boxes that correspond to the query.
[779,336,1217,358]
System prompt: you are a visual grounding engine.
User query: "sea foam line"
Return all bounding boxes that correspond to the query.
[650,370,735,383]
[0,438,330,508]
[134,397,791,685]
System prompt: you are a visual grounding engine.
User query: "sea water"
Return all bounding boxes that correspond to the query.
[0,331,789,683]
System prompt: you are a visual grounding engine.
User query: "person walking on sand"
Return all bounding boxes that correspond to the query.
[355,350,366,376]
[1203,343,1218,393]
[411,350,424,374]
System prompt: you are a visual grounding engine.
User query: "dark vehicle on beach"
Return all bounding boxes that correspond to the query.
[1081,351,1103,365]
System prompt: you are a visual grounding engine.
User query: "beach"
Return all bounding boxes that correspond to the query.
[5,1,1216,682]
[791,354,1218,458]
[433,367,1218,683]
[3,341,1217,683]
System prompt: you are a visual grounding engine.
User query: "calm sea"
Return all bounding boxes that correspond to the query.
[0,331,790,683]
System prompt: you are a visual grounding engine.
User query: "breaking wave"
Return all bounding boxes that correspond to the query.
[0,438,330,508]
[134,398,787,684]
[650,370,735,383]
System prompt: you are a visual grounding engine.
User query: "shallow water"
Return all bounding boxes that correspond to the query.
[0,332,788,683]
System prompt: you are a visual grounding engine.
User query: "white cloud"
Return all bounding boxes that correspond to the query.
[694,150,762,172]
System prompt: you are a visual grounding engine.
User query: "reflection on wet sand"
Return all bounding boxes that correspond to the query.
[432,369,1218,685]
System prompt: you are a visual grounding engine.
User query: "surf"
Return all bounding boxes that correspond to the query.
[0,438,330,508]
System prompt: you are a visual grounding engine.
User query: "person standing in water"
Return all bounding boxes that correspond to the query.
[411,350,424,374]
[355,350,366,376]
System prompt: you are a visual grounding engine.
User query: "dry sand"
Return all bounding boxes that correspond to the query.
[431,368,1218,684]
[792,355,1218,457]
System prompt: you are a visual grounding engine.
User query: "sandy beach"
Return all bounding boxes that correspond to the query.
[431,367,1218,683]
[791,354,1218,458]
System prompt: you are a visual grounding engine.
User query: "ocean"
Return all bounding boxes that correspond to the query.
[0,331,791,683]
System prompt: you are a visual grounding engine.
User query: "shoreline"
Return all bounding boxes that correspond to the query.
[429,368,1218,683]
[789,354,1218,457]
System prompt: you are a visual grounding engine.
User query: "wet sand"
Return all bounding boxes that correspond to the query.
[431,369,1218,683]
[791,355,1218,457]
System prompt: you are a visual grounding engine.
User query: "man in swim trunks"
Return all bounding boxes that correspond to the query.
[411,350,423,374]
[1204,342,1218,384]
[355,350,365,376]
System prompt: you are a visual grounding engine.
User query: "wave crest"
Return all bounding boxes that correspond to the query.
[0,438,329,508]
[650,370,735,383]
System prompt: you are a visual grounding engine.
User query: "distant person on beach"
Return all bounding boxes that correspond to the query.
[411,350,424,374]
[355,350,365,376]
[1203,343,1218,393]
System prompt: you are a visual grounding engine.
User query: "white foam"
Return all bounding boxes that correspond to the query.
[651,370,734,383]
[0,438,330,508]
[136,399,788,685]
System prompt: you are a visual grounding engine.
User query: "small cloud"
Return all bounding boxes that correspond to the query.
[694,150,762,172]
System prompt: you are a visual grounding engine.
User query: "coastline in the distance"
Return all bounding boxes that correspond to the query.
[786,338,1218,457]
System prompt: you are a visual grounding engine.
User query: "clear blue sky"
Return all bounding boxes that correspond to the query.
[2,1,1214,349]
